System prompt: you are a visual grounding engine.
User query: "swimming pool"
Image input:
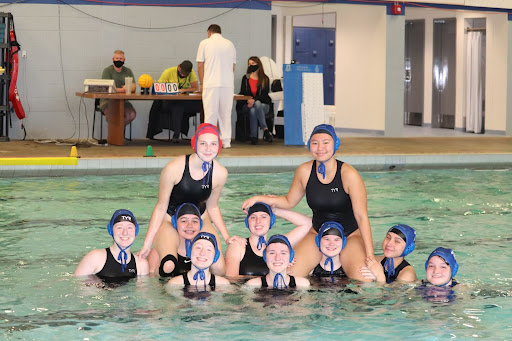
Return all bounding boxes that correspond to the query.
[1,169,511,339]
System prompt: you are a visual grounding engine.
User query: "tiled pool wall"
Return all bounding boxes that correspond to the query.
[1,154,512,177]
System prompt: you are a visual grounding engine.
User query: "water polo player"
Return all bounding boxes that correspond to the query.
[245,234,310,289]
[225,203,312,277]
[360,224,417,283]
[167,232,230,291]
[243,124,375,281]
[75,209,149,280]
[139,123,244,276]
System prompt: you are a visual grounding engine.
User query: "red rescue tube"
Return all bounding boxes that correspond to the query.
[9,29,25,120]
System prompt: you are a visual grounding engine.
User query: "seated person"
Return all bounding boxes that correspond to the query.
[424,247,459,287]
[310,222,347,279]
[146,60,201,142]
[167,232,230,291]
[245,235,310,289]
[75,209,149,280]
[236,56,273,145]
[100,50,137,126]
[225,203,312,277]
[147,203,224,277]
[360,224,417,283]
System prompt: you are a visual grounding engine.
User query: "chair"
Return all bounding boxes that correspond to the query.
[92,99,132,143]
[159,110,199,141]
[235,101,274,142]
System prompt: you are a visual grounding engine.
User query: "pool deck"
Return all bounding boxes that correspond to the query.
[1,135,511,177]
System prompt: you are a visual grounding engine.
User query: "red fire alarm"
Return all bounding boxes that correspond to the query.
[391,3,402,15]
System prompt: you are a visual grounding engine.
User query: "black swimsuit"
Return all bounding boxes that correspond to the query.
[169,253,192,277]
[312,264,346,278]
[261,275,296,288]
[182,272,216,290]
[239,238,268,276]
[381,257,411,284]
[96,248,137,280]
[305,160,359,235]
[167,154,213,216]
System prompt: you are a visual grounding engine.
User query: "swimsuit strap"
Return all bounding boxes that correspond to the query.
[261,275,268,288]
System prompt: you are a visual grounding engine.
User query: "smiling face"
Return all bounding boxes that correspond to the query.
[176,214,201,240]
[247,212,271,237]
[190,239,216,268]
[426,256,452,286]
[309,133,335,162]
[320,235,344,257]
[382,232,406,258]
[265,242,290,273]
[196,133,219,162]
[112,221,136,248]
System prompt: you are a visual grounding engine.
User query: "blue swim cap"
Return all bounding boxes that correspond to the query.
[107,209,139,236]
[307,124,340,180]
[263,234,294,263]
[315,222,346,277]
[186,232,220,264]
[315,221,347,250]
[172,203,203,230]
[245,202,276,229]
[245,203,276,250]
[307,124,340,152]
[425,247,459,279]
[388,224,416,257]
[107,209,139,273]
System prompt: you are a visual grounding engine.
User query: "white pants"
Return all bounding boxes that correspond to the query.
[202,87,234,144]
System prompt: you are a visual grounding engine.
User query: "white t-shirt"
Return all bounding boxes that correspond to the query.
[196,33,236,89]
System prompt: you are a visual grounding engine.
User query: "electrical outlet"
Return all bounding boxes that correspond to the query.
[21,50,27,58]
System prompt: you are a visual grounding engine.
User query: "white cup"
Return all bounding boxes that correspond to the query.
[125,77,133,94]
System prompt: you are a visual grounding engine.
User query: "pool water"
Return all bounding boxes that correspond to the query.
[0,169,511,339]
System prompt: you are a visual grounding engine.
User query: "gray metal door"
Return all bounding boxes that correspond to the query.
[404,20,425,126]
[432,18,456,129]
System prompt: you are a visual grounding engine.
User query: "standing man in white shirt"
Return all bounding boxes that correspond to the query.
[196,24,236,148]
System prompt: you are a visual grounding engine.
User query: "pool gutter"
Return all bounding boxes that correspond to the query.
[1,153,511,177]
